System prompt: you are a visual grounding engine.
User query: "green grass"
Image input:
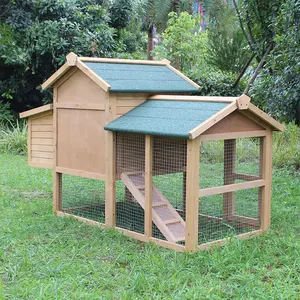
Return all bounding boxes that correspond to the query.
[1,154,300,299]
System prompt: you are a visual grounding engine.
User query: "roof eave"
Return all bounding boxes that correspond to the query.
[19,104,53,118]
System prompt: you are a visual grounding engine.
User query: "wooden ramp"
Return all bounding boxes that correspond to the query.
[121,172,186,243]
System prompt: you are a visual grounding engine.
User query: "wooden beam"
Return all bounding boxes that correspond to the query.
[198,229,263,251]
[185,137,200,251]
[199,180,265,197]
[189,101,238,139]
[223,139,236,220]
[200,130,267,142]
[19,104,53,119]
[42,63,71,90]
[260,131,273,231]
[148,95,237,102]
[248,103,285,131]
[55,167,105,181]
[144,135,153,238]
[233,173,261,181]
[56,103,105,111]
[76,59,111,92]
[78,57,169,65]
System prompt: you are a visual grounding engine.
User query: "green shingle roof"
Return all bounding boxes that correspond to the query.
[84,62,199,93]
[104,100,229,138]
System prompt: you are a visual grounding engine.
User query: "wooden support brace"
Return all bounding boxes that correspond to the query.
[145,135,153,238]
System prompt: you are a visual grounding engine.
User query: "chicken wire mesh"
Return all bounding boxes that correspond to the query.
[198,137,263,244]
[61,174,105,223]
[115,133,187,243]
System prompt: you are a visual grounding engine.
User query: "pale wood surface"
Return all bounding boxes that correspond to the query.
[260,130,273,230]
[248,103,284,131]
[188,102,238,139]
[55,167,105,181]
[76,59,110,92]
[202,110,264,135]
[149,95,236,102]
[57,69,107,105]
[236,94,251,110]
[42,63,71,90]
[199,179,265,197]
[66,52,77,66]
[185,137,200,251]
[20,104,53,118]
[78,57,169,65]
[200,130,267,142]
[56,103,105,110]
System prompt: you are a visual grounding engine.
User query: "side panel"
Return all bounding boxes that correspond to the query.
[114,93,148,119]
[56,69,107,177]
[29,112,54,168]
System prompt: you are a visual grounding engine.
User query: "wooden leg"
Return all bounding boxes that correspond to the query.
[260,131,272,230]
[185,138,200,252]
[182,171,186,218]
[223,139,236,220]
[53,171,62,212]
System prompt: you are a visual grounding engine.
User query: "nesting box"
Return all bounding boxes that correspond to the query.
[20,53,284,252]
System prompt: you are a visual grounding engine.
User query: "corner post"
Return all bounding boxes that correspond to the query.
[53,85,62,212]
[145,135,153,239]
[260,130,272,230]
[185,137,200,252]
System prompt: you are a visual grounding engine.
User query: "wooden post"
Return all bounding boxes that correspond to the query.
[105,131,116,227]
[223,139,236,220]
[52,85,62,212]
[185,137,200,252]
[182,171,186,217]
[145,135,153,238]
[260,130,272,230]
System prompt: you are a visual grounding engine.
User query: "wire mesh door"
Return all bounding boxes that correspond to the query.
[198,137,263,244]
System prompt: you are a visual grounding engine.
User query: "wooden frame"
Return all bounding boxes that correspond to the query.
[145,135,153,238]
[149,95,236,102]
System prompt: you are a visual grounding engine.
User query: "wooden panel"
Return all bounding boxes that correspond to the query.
[116,106,136,115]
[28,112,54,169]
[57,109,106,174]
[202,111,264,135]
[57,69,107,105]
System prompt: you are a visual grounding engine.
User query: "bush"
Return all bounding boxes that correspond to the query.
[188,69,246,96]
[0,120,27,155]
[0,100,14,126]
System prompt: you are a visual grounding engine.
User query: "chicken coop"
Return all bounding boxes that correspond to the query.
[20,52,284,252]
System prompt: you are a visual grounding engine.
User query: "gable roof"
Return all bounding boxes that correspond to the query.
[104,95,284,139]
[41,52,200,93]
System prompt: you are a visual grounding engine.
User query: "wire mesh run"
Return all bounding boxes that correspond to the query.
[198,137,263,245]
[152,137,187,242]
[61,174,105,223]
[115,132,145,234]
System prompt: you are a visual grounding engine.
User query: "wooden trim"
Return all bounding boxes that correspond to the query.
[260,131,273,230]
[42,63,71,90]
[149,237,185,252]
[76,59,111,92]
[148,95,236,102]
[105,131,116,227]
[57,211,106,228]
[56,103,105,110]
[200,130,267,142]
[223,139,236,220]
[116,227,148,242]
[199,180,265,197]
[66,52,77,66]
[198,229,263,251]
[145,135,153,238]
[237,94,251,110]
[229,215,260,228]
[55,67,77,88]
[19,104,53,118]
[233,173,261,181]
[78,57,169,65]
[248,103,285,131]
[27,118,32,165]
[188,101,238,139]
[165,64,201,90]
[185,137,200,251]
[55,167,106,180]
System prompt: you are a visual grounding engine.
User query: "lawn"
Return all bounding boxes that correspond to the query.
[0,153,300,299]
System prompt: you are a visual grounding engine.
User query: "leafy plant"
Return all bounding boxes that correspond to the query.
[0,100,13,126]
[0,120,27,155]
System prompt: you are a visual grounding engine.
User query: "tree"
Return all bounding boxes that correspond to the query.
[142,0,192,60]
[0,0,116,113]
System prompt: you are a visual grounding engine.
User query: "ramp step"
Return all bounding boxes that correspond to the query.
[121,172,186,243]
